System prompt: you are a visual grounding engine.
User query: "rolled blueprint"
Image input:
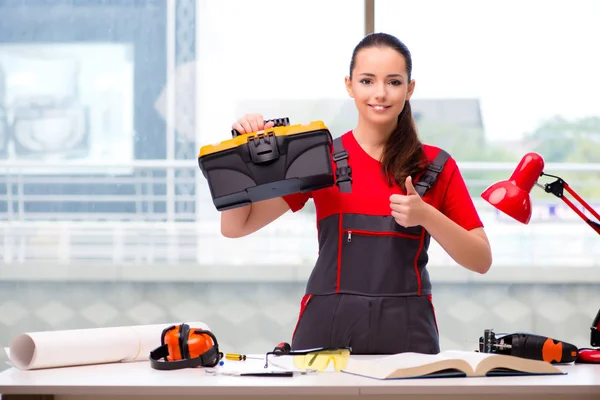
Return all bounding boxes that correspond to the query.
[7,321,210,370]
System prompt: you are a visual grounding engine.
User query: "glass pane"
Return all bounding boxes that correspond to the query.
[197,0,365,145]
[195,0,365,265]
[0,0,368,374]
[0,0,177,373]
[375,0,600,353]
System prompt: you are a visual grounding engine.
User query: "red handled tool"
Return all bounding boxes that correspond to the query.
[576,308,600,364]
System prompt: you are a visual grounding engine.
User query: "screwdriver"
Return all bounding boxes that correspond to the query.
[224,353,262,361]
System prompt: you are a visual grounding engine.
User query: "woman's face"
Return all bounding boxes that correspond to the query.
[345,46,415,127]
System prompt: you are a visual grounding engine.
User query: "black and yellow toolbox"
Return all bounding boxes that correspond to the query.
[198,118,335,211]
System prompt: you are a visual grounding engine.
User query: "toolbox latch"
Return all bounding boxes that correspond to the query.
[248,131,280,164]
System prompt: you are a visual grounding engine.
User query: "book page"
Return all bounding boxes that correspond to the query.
[349,352,446,369]
[343,352,471,379]
[475,352,563,376]
[440,350,563,376]
[438,350,495,373]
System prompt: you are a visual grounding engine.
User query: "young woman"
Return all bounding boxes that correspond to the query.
[223,32,492,355]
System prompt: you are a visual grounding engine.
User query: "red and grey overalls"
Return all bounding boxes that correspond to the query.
[291,134,450,355]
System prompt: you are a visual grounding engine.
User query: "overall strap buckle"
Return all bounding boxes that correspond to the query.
[415,149,450,197]
[332,137,352,193]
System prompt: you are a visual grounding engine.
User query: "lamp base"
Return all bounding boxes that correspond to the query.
[576,348,600,364]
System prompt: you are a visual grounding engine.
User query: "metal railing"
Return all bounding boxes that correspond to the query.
[1,160,600,278]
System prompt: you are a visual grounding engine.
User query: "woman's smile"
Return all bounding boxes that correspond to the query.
[369,104,392,112]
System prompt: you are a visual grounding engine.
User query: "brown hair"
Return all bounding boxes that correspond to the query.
[349,33,427,191]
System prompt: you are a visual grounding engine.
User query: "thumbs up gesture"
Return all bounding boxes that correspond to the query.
[389,176,432,228]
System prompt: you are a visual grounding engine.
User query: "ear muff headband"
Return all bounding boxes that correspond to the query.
[179,323,190,360]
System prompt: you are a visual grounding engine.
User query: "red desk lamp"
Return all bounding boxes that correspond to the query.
[481,152,600,364]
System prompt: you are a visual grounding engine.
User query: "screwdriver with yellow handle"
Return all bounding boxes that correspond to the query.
[224,353,263,361]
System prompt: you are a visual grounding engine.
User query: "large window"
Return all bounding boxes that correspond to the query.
[375,0,600,266]
[194,0,366,264]
[0,1,598,371]
[376,0,600,155]
[196,0,365,145]
[0,1,167,219]
[374,0,600,352]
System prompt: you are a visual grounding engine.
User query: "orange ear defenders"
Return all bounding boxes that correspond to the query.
[149,323,223,370]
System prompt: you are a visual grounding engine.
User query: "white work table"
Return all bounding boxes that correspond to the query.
[0,355,599,400]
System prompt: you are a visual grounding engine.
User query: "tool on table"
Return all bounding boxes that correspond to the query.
[239,371,295,377]
[225,353,247,361]
[478,328,578,364]
[206,369,314,377]
[273,342,292,355]
[576,308,600,364]
[224,353,263,361]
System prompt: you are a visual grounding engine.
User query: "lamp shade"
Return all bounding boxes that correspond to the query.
[481,152,545,224]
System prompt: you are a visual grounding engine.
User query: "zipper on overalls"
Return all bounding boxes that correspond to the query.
[343,229,420,242]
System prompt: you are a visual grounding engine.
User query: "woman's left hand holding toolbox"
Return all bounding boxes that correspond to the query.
[232,114,275,136]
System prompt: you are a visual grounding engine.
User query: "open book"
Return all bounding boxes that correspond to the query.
[341,350,566,380]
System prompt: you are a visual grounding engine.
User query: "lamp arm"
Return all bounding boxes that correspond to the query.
[538,173,600,235]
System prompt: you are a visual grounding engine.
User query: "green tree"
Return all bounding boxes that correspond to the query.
[417,122,519,196]
[522,115,600,200]
[417,122,517,162]
[523,116,600,163]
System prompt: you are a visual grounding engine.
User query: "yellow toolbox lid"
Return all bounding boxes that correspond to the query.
[198,120,329,158]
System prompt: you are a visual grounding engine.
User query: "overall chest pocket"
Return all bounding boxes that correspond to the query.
[339,228,424,296]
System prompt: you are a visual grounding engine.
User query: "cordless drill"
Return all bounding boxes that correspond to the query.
[479,329,578,363]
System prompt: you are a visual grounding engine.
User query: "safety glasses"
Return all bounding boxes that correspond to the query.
[264,347,351,372]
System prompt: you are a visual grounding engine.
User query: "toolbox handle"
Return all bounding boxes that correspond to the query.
[231,117,290,137]
[247,131,280,164]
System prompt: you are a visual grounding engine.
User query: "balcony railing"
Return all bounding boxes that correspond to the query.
[2,159,600,282]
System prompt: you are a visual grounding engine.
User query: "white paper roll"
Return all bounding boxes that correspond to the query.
[8,321,210,370]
